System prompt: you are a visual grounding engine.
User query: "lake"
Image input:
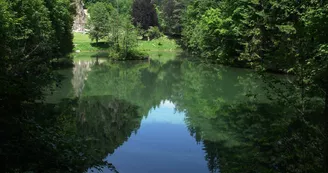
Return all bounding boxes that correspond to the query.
[48,53,322,173]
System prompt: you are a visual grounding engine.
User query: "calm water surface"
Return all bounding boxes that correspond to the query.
[49,53,318,173]
[103,100,208,173]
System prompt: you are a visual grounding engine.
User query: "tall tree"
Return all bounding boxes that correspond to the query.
[0,0,117,172]
[159,0,186,36]
[180,0,328,171]
[45,0,76,57]
[1,0,55,104]
[85,0,133,15]
[87,2,112,44]
[132,0,159,30]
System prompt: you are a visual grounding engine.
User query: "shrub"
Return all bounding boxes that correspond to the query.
[145,26,163,40]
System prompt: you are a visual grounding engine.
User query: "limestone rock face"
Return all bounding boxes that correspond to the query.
[73,0,87,32]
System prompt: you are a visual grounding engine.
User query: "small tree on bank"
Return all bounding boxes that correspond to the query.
[87,2,112,44]
[108,12,140,59]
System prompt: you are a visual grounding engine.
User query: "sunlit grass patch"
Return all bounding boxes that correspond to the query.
[73,33,181,62]
[73,32,108,52]
[137,36,180,52]
[136,36,181,63]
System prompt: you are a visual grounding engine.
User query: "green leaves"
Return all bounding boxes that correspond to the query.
[45,0,75,56]
[157,0,186,36]
[276,24,296,34]
[1,1,76,171]
[87,2,112,42]
[132,0,159,30]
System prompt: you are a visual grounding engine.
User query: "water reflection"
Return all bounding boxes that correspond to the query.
[72,59,107,97]
[77,96,142,157]
[142,100,184,125]
[95,101,209,173]
[72,60,92,97]
[59,56,323,172]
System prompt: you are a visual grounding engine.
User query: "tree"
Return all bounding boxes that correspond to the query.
[132,0,159,30]
[120,16,138,58]
[145,26,163,40]
[45,0,76,57]
[0,0,55,105]
[87,2,112,44]
[0,0,13,59]
[107,9,144,60]
[300,3,328,171]
[159,0,186,36]
[0,0,90,172]
[180,0,328,171]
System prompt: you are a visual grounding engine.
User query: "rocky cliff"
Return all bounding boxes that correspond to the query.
[73,0,87,32]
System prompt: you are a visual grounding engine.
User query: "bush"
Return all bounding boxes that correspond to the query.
[108,49,120,59]
[51,55,74,68]
[145,26,163,40]
[109,49,148,61]
[124,49,148,60]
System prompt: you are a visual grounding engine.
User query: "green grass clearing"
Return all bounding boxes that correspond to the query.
[73,32,108,52]
[73,32,180,62]
[136,36,181,63]
[137,36,180,52]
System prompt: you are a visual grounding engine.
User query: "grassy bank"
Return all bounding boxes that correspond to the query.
[73,33,108,52]
[73,32,180,62]
[136,37,179,52]
[137,37,181,63]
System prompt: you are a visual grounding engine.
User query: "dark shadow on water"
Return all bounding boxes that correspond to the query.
[1,94,143,172]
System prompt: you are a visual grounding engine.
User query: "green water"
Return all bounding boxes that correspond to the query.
[49,53,322,173]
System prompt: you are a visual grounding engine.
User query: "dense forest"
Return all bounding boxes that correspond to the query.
[0,0,111,172]
[1,0,328,172]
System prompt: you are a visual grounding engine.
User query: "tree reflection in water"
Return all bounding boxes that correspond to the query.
[77,58,324,173]
[2,57,323,173]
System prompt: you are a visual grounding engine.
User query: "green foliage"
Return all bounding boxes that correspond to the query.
[45,0,76,57]
[2,0,327,171]
[84,0,112,6]
[0,0,13,58]
[156,0,187,36]
[136,34,180,62]
[0,0,95,172]
[84,0,132,15]
[180,1,328,171]
[145,26,163,40]
[66,56,324,172]
[83,1,147,60]
[0,0,56,104]
[106,12,147,60]
[118,16,138,57]
[180,0,328,102]
[73,32,108,51]
[183,7,238,63]
[165,61,323,173]
[87,2,112,43]
[132,0,159,30]
[181,0,328,72]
